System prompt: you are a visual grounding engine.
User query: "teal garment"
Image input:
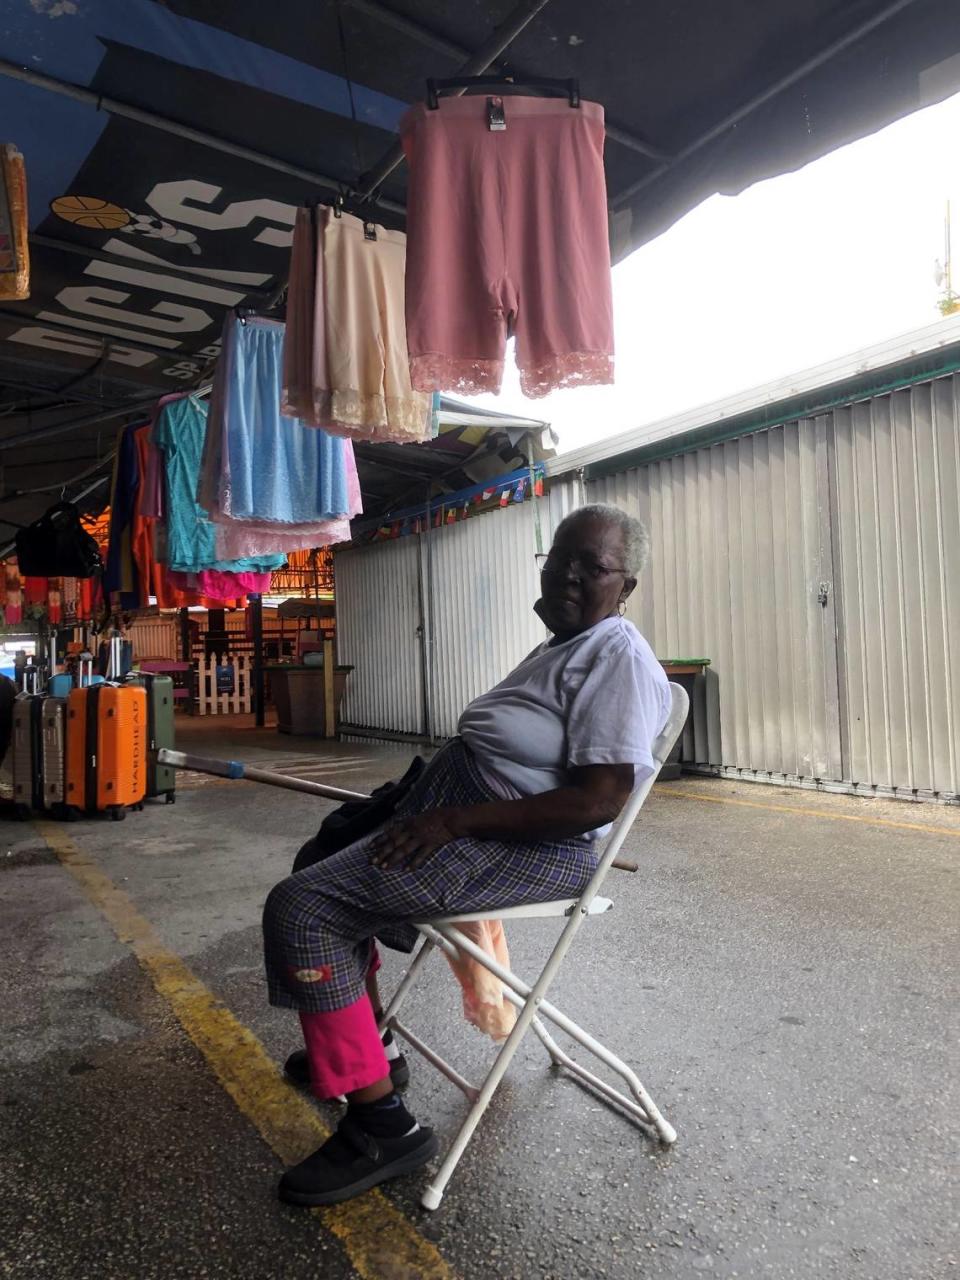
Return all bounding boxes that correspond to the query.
[152,396,285,575]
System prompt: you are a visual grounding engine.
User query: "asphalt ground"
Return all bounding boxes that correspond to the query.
[1,716,957,1279]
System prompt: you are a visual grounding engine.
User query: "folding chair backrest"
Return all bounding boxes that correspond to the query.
[576,681,690,910]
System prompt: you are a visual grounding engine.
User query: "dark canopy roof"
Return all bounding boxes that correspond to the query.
[2,0,958,536]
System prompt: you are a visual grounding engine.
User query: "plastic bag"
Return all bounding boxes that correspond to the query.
[0,145,29,302]
[15,502,103,578]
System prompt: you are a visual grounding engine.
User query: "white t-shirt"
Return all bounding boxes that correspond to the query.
[458,617,671,822]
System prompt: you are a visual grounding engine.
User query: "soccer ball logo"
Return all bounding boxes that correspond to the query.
[119,212,200,254]
[51,196,200,254]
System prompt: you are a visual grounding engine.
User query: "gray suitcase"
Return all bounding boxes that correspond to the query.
[41,696,68,815]
[11,667,42,817]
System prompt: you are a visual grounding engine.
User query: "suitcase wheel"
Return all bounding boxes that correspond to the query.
[109,806,127,822]
[165,792,176,804]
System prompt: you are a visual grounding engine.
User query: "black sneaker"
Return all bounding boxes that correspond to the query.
[283,1047,410,1093]
[278,1115,438,1206]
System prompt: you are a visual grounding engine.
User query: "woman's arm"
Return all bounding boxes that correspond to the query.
[371,762,634,870]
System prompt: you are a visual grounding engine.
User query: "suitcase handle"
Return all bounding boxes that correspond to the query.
[19,664,39,695]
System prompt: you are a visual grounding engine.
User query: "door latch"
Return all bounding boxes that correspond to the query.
[817,581,830,607]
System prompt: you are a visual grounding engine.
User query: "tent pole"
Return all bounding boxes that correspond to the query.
[611,0,920,208]
[251,593,265,728]
[0,59,405,217]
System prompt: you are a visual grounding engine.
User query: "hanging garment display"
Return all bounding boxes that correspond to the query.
[213,516,352,562]
[282,206,431,443]
[0,145,29,301]
[199,311,362,558]
[61,576,78,625]
[151,392,285,577]
[3,560,21,624]
[400,94,614,398]
[46,580,62,625]
[103,423,145,609]
[131,423,204,610]
[282,205,324,425]
[167,569,273,601]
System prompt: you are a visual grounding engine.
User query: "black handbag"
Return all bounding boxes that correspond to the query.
[15,501,102,578]
[291,756,427,873]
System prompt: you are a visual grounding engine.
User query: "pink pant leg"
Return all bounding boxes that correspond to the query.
[298,996,389,1100]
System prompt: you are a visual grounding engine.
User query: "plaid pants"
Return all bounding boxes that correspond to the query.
[263,739,597,1012]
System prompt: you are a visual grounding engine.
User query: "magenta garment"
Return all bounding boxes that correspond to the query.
[298,1001,389,1099]
[401,95,614,399]
[297,946,387,1099]
[168,569,273,600]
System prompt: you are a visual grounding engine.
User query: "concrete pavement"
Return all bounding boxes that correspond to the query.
[1,717,957,1279]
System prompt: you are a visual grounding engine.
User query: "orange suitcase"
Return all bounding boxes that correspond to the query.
[66,684,146,819]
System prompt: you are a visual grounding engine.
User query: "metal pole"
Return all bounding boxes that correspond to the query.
[354,0,555,200]
[250,592,265,728]
[611,0,920,208]
[157,748,369,802]
[0,59,406,217]
[179,607,191,663]
[418,486,436,744]
[0,380,211,451]
[0,392,160,451]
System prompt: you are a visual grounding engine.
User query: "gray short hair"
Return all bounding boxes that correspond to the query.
[555,503,650,575]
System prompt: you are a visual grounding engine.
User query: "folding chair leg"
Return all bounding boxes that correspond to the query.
[378,934,434,1031]
[431,921,677,1145]
[420,985,545,1212]
[530,1015,676,1141]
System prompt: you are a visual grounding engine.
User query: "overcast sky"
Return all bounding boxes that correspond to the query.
[464,90,960,453]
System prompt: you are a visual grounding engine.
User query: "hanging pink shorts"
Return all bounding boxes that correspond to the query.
[400,95,614,399]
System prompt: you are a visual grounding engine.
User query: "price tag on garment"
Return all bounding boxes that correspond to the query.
[487,96,506,131]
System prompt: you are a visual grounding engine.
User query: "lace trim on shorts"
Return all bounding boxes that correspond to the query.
[519,351,614,399]
[410,354,505,397]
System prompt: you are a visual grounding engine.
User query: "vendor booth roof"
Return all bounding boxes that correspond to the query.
[1,0,958,528]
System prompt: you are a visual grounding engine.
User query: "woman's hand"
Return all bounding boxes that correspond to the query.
[370,807,467,871]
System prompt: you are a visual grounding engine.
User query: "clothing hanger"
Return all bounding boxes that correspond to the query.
[325,190,379,241]
[426,75,581,111]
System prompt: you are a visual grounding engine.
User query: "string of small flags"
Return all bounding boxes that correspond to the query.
[373,468,546,541]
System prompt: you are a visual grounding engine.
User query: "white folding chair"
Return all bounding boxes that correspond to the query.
[381,682,690,1210]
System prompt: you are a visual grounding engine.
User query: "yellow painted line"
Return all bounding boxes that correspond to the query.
[34,820,454,1280]
[655,787,960,840]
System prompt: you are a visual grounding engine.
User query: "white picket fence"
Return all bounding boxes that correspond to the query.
[196,652,253,716]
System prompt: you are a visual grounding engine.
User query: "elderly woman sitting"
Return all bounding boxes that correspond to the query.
[262,503,670,1205]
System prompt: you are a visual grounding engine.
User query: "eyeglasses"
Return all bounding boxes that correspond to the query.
[535,552,627,581]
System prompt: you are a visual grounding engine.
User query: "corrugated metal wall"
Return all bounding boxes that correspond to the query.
[334,503,545,740]
[428,501,545,737]
[335,373,959,799]
[830,379,960,796]
[335,538,424,735]
[576,420,843,782]
[557,373,960,799]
